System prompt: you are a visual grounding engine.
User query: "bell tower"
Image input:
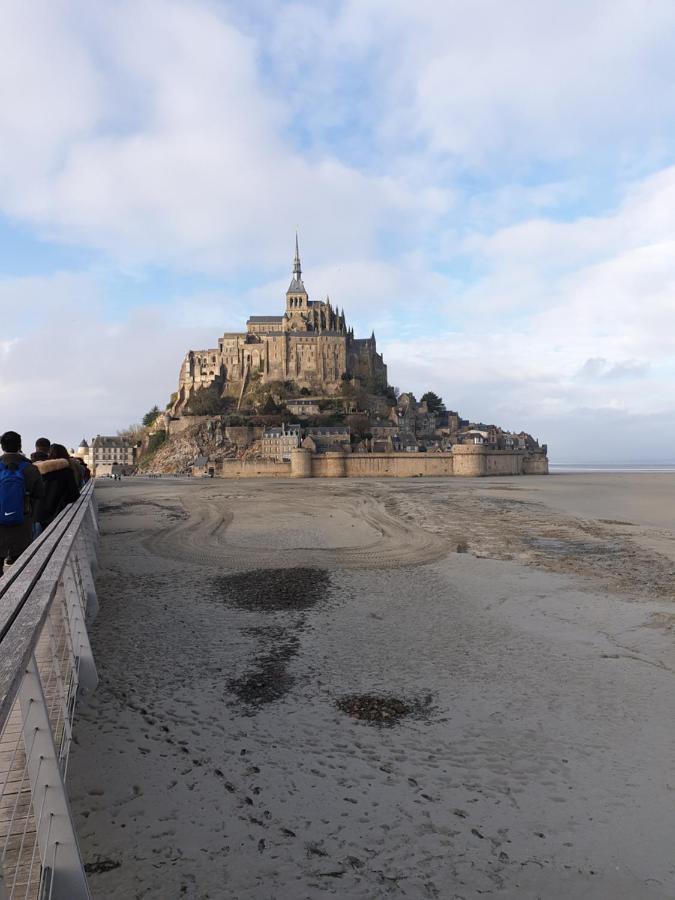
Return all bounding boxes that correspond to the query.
[286,233,309,317]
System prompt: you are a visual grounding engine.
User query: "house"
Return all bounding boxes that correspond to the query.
[286,397,322,416]
[305,425,351,453]
[260,423,301,460]
[86,435,136,476]
[370,419,398,439]
[459,429,489,445]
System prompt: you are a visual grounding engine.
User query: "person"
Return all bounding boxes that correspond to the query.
[33,444,79,530]
[30,437,50,463]
[0,431,44,576]
[76,458,91,483]
[69,453,84,489]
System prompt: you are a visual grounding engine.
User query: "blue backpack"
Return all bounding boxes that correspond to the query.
[0,460,29,526]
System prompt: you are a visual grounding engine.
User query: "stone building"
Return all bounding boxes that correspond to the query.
[77,436,136,475]
[171,238,387,413]
[304,425,351,453]
[260,423,302,460]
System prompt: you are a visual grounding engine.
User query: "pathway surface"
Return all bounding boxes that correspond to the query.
[69,475,675,899]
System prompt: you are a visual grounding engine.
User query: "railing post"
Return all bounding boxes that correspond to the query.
[61,562,98,695]
[18,656,91,900]
[73,536,99,624]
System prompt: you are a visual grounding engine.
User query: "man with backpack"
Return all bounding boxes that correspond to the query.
[0,431,44,577]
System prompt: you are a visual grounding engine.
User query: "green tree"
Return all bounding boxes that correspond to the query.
[420,391,445,413]
[147,430,167,453]
[142,405,161,426]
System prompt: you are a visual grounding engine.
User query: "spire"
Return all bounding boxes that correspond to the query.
[293,232,301,279]
[286,231,306,296]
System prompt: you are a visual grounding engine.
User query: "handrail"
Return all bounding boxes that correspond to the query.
[0,482,98,900]
[0,485,93,643]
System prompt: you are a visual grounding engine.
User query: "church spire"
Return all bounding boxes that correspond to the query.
[293,232,301,279]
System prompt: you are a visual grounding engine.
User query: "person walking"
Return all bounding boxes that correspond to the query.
[33,444,80,531]
[30,437,50,462]
[0,431,44,576]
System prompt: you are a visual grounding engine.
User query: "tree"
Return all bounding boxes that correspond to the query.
[117,423,145,445]
[147,430,167,453]
[348,413,372,442]
[142,405,161,426]
[420,391,445,414]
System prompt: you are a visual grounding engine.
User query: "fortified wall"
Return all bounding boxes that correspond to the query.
[212,445,548,479]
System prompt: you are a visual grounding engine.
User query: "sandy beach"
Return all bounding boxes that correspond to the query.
[68,473,675,899]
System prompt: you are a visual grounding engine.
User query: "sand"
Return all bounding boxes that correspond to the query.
[68,474,675,899]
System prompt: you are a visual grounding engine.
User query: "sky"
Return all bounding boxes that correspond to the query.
[1,0,675,463]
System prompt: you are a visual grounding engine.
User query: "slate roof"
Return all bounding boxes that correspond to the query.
[287,276,307,293]
[91,435,133,448]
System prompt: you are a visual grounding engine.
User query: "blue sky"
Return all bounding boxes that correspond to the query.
[1,0,675,461]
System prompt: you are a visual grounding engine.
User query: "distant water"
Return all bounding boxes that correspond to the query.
[551,463,675,473]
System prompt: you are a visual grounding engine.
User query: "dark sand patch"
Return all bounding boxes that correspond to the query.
[216,567,330,611]
[229,636,300,709]
[335,693,434,726]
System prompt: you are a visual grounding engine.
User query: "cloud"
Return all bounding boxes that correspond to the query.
[575,358,650,381]
[1,1,675,464]
[242,0,675,176]
[0,0,439,272]
[0,270,220,449]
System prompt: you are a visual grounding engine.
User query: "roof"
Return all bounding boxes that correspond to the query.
[91,435,132,448]
[248,316,283,323]
[307,426,350,435]
[192,455,209,467]
[263,424,302,437]
[286,276,307,293]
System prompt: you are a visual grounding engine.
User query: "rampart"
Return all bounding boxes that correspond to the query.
[209,446,548,479]
[219,459,291,478]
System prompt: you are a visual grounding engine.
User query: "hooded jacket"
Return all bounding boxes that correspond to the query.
[33,459,79,527]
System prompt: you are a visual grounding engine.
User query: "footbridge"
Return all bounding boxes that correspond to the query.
[0,484,99,900]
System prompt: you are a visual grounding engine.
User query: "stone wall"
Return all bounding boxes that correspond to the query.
[344,453,454,478]
[218,459,292,478]
[213,446,548,479]
[522,451,549,475]
[166,415,211,436]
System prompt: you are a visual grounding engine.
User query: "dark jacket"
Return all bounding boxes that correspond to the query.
[69,458,84,489]
[0,452,44,518]
[33,459,80,527]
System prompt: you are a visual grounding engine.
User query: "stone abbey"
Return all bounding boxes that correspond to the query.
[172,238,387,413]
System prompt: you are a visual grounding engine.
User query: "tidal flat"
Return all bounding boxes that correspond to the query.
[70,474,675,899]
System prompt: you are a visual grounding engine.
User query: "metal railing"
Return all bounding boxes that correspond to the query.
[0,483,98,900]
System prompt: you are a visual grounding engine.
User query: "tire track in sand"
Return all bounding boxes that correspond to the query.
[144,486,448,571]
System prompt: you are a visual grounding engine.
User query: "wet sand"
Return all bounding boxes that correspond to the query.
[69,474,675,899]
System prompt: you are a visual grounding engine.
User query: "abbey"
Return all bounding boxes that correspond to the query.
[172,238,387,413]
